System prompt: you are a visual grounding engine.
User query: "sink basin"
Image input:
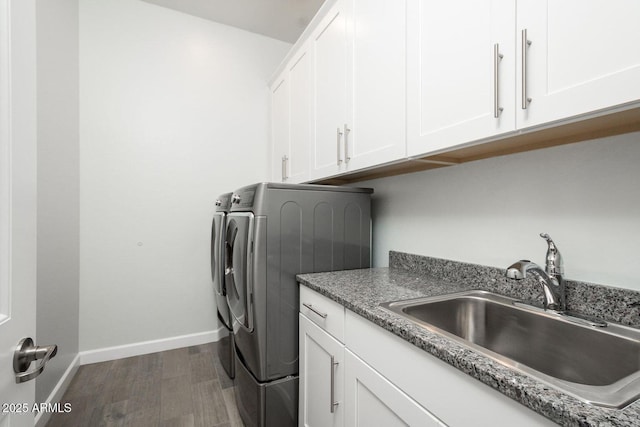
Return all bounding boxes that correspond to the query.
[380,290,640,408]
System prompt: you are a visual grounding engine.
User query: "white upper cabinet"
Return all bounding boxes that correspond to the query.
[271,73,290,182]
[274,0,640,180]
[346,0,407,171]
[409,0,640,158]
[270,48,311,183]
[288,49,312,183]
[408,0,516,157]
[516,0,640,128]
[311,0,350,179]
[310,0,407,180]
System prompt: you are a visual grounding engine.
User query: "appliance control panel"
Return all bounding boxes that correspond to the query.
[232,188,256,209]
[215,192,233,212]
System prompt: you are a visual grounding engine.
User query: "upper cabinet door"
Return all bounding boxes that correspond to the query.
[270,73,289,182]
[310,0,407,179]
[288,49,312,183]
[270,49,311,184]
[517,0,640,128]
[346,0,407,170]
[408,0,516,158]
[311,0,350,180]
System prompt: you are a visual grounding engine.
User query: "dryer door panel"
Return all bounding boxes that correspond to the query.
[211,212,226,296]
[225,213,254,332]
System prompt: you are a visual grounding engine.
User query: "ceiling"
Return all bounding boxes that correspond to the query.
[140,0,325,44]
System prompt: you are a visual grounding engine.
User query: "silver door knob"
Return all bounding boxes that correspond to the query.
[13,337,57,383]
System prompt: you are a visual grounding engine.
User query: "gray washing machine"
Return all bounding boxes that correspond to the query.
[225,183,372,427]
[210,192,234,379]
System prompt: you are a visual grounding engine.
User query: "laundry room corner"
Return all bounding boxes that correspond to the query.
[77,0,291,355]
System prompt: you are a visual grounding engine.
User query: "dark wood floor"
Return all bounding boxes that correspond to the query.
[46,342,243,427]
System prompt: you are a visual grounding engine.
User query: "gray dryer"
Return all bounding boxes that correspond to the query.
[225,183,372,427]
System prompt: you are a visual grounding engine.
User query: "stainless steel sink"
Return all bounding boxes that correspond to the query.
[380,290,640,408]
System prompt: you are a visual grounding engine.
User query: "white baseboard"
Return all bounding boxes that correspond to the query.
[79,328,226,365]
[35,353,81,427]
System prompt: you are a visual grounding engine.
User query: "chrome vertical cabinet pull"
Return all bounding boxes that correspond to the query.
[285,155,289,180]
[336,127,343,165]
[13,337,58,383]
[282,155,289,181]
[330,355,339,413]
[343,124,351,164]
[521,29,532,109]
[281,156,286,181]
[493,43,504,118]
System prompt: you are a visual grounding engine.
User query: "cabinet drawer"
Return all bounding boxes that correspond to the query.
[300,286,345,342]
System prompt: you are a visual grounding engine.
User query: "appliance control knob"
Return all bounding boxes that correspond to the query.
[232,194,241,204]
[215,200,222,207]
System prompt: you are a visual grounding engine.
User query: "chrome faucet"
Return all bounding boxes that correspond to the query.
[506,233,566,311]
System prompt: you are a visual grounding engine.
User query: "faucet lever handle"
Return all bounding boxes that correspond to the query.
[540,233,563,275]
[539,232,554,246]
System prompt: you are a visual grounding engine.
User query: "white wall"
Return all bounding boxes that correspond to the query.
[362,131,640,291]
[79,0,291,351]
[36,0,80,404]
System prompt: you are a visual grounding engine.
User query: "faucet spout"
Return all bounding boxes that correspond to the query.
[506,260,563,311]
[505,233,566,311]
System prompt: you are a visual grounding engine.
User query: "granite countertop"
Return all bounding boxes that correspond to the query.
[296,251,640,427]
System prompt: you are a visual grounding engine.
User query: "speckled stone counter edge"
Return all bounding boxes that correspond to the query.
[390,250,640,327]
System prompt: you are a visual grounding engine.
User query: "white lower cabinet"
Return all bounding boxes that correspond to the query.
[300,287,557,427]
[299,313,344,427]
[345,310,556,427]
[300,299,442,427]
[344,349,445,427]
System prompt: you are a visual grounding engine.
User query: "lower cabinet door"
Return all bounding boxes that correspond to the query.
[299,314,344,427]
[344,349,446,427]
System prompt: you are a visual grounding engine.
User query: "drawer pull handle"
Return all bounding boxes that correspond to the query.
[302,302,327,319]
